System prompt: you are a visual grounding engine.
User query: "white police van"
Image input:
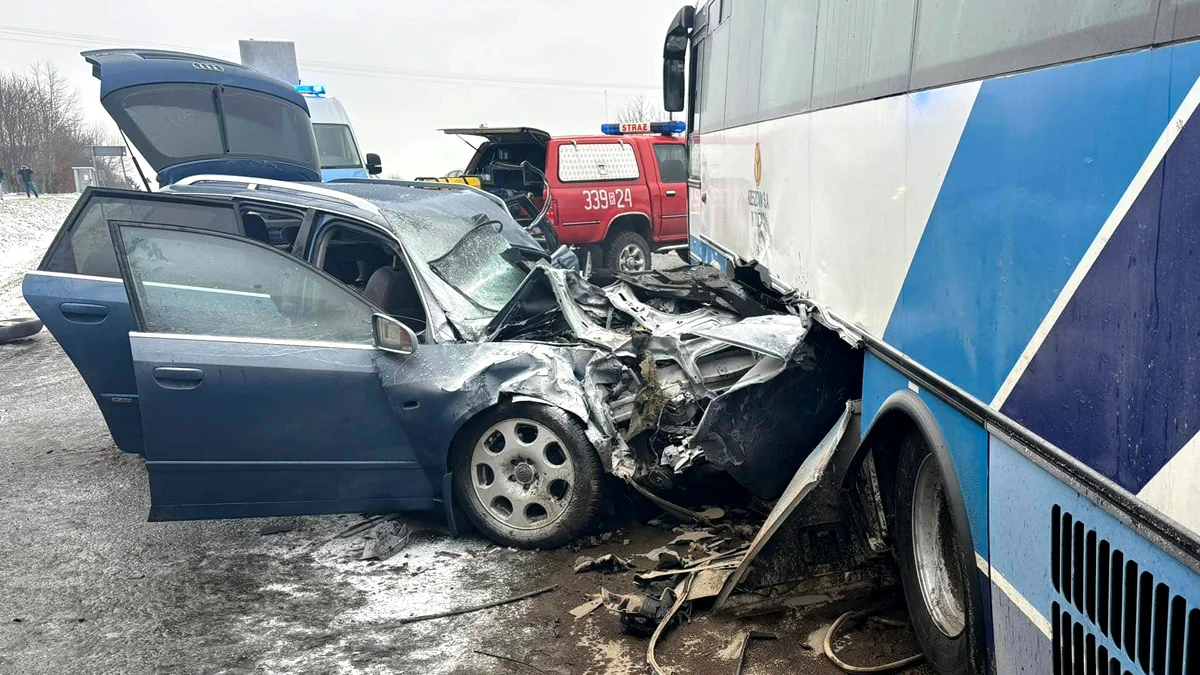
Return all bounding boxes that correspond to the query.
[297,85,382,181]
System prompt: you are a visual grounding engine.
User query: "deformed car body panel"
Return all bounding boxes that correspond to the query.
[372,341,629,485]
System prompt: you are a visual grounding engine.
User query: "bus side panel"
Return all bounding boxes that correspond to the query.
[692,122,759,269]
[989,437,1200,674]
[1000,41,1200,538]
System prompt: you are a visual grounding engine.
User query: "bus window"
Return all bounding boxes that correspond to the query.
[810,0,916,109]
[912,0,1158,90]
[758,1,819,122]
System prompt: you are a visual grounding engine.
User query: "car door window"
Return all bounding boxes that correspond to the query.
[653,144,689,183]
[41,193,240,277]
[113,222,376,345]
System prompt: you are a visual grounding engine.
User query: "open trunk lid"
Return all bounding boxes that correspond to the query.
[440,126,551,146]
[84,49,321,185]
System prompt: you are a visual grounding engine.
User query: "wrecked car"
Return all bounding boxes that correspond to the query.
[22,48,856,549]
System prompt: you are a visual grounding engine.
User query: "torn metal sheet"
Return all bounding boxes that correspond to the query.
[573,553,634,574]
[569,595,604,619]
[714,401,858,610]
[689,313,810,360]
[688,323,863,499]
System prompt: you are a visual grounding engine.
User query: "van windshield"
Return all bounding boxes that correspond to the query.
[313,123,362,170]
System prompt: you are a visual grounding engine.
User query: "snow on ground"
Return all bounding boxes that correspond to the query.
[0,193,79,318]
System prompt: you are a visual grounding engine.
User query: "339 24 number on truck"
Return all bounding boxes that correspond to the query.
[582,188,633,211]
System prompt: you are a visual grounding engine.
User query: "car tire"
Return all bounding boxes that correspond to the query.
[604,230,652,272]
[894,433,984,675]
[0,317,43,344]
[451,402,605,549]
[675,247,691,264]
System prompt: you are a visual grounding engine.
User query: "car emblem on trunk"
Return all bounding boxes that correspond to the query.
[192,61,225,72]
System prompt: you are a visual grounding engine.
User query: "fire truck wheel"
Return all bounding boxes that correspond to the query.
[604,231,651,272]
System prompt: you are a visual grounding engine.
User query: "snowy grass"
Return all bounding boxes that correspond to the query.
[0,193,79,318]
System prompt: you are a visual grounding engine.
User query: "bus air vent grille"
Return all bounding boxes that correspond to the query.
[1051,505,1198,675]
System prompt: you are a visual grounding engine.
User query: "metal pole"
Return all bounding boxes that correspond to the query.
[90,146,99,188]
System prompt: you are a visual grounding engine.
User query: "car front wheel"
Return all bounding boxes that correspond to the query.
[451,402,604,549]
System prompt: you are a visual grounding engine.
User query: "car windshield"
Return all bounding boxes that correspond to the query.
[383,208,528,313]
[313,123,362,170]
[319,181,539,321]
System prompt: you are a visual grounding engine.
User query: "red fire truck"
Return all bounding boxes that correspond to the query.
[441,122,689,271]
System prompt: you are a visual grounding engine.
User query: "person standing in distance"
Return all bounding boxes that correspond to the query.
[18,165,37,198]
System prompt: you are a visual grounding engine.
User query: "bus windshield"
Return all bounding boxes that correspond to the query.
[313,123,363,170]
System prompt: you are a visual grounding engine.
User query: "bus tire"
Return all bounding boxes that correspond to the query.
[894,433,984,675]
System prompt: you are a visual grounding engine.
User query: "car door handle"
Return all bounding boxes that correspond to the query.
[59,302,108,324]
[665,190,677,197]
[152,367,205,390]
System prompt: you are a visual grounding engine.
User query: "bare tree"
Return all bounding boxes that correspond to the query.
[613,94,669,124]
[0,63,118,193]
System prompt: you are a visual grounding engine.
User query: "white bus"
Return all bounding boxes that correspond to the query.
[663,1,1200,673]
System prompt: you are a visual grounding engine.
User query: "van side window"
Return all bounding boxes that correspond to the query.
[41,195,240,278]
[654,144,689,183]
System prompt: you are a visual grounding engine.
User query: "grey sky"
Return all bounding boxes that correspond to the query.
[0,0,683,179]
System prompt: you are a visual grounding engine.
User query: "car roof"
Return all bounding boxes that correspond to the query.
[163,176,520,243]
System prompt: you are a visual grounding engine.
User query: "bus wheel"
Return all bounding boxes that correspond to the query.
[895,434,982,675]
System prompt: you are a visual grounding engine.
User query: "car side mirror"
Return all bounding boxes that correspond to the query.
[372,313,416,355]
[365,153,383,176]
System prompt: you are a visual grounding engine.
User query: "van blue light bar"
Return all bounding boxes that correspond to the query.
[601,121,686,135]
[294,84,326,97]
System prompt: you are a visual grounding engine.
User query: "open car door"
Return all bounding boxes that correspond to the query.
[84,48,321,185]
[108,220,433,519]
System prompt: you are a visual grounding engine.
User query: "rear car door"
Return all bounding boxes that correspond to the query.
[651,141,689,241]
[109,221,433,520]
[22,188,245,454]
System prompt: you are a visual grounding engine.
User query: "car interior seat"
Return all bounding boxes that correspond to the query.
[364,261,426,333]
[242,213,271,245]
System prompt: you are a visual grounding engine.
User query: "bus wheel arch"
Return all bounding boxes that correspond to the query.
[853,390,987,674]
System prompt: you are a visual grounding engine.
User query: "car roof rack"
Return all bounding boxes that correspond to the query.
[329,178,510,212]
[172,175,382,215]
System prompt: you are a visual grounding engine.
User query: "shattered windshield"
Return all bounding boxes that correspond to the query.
[320,182,539,322]
[429,223,528,311]
[382,207,527,313]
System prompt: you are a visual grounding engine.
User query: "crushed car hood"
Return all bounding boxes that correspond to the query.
[471,263,854,500]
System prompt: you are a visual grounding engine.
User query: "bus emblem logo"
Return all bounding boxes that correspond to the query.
[754,143,762,186]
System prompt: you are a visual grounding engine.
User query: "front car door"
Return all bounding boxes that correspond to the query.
[651,141,690,242]
[109,221,433,519]
[22,188,245,454]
